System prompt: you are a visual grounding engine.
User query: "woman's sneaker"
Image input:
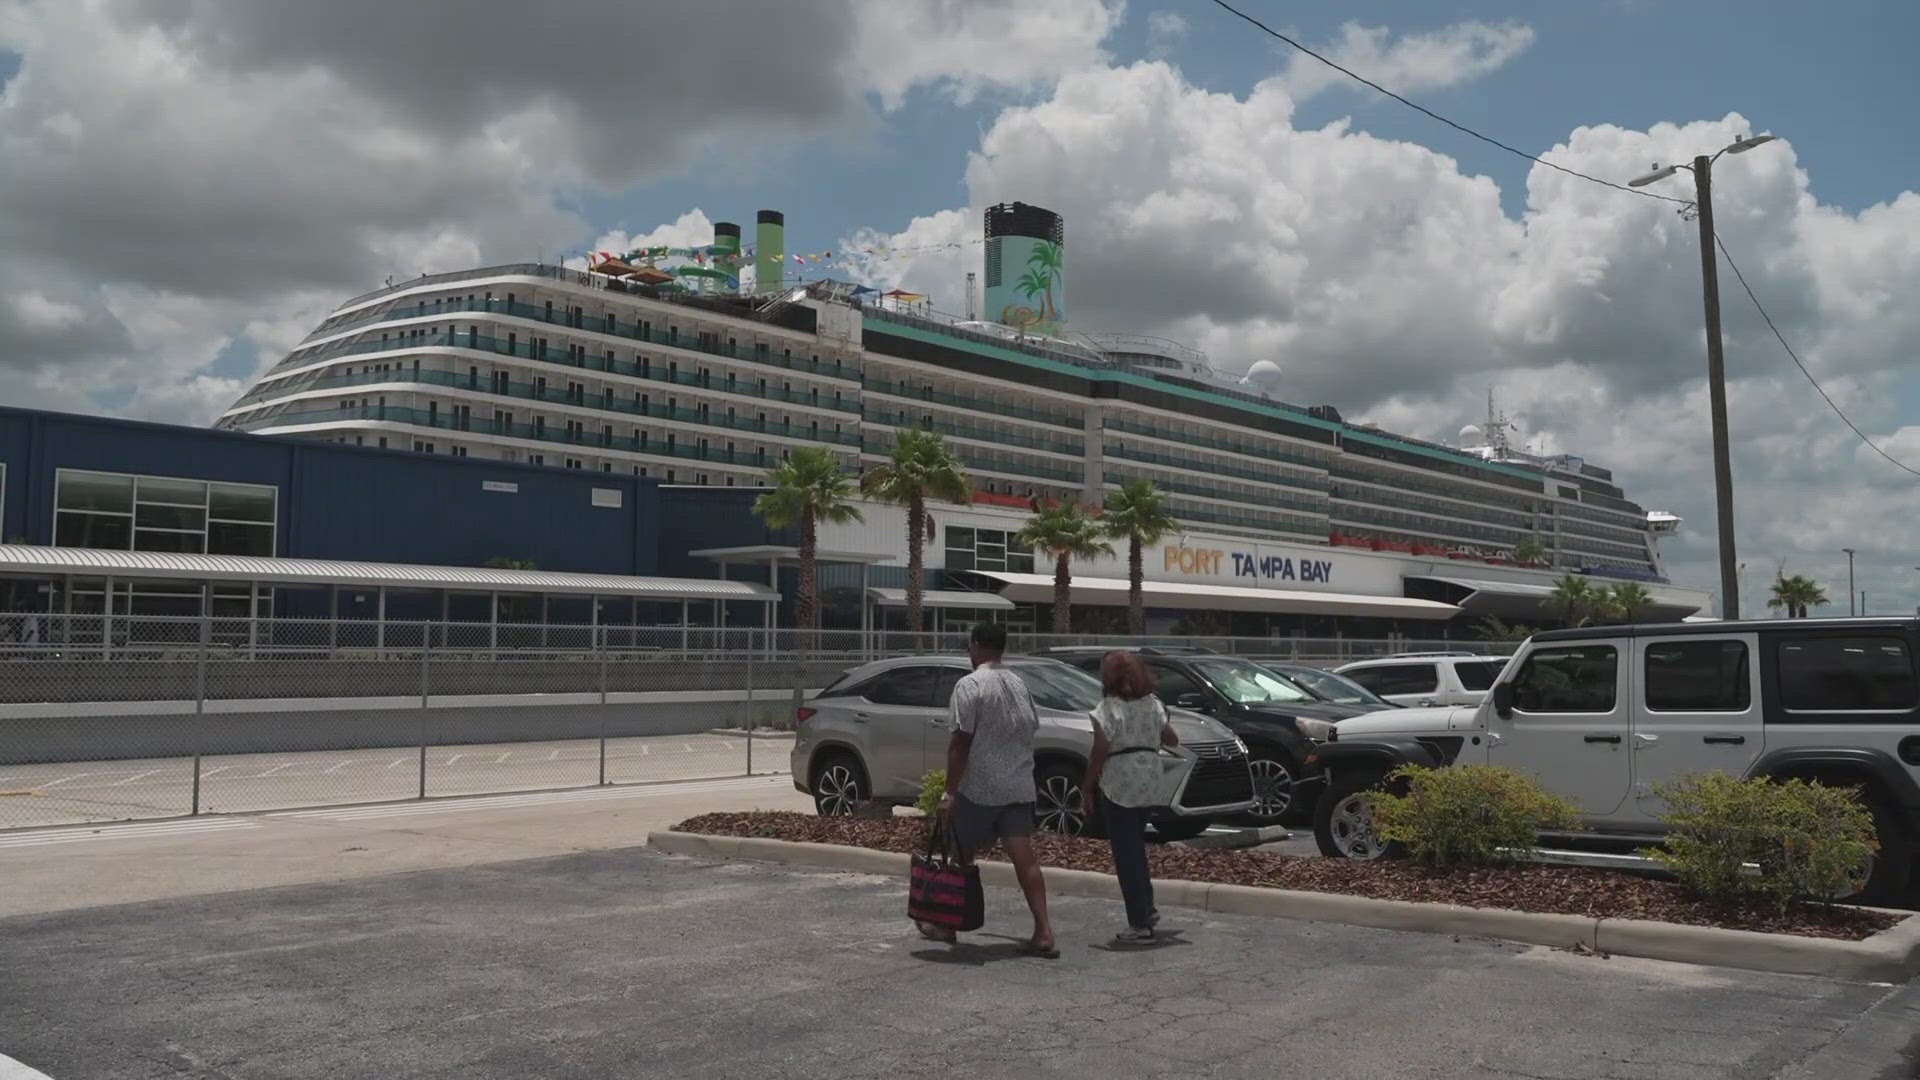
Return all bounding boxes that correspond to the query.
[1113,926,1155,944]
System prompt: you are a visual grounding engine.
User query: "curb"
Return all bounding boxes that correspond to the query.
[646,831,1920,981]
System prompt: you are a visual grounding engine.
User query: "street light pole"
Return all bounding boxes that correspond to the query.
[1631,134,1775,623]
[1843,548,1858,616]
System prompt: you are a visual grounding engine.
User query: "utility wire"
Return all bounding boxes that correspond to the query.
[1713,233,1920,478]
[1206,0,1693,207]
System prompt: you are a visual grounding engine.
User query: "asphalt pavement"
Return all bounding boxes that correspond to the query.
[0,843,1910,1079]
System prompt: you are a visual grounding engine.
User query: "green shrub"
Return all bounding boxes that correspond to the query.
[1370,765,1581,867]
[1653,773,1878,908]
[915,769,947,818]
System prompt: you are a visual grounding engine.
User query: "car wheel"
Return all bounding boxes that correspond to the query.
[1034,762,1101,838]
[1149,818,1212,843]
[1239,753,1300,825]
[810,752,868,817]
[1314,769,1404,861]
[1838,794,1911,905]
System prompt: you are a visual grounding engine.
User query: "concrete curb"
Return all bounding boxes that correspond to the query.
[647,831,1920,980]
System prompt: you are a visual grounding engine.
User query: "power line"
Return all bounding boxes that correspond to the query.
[1205,0,1692,207]
[1712,233,1920,478]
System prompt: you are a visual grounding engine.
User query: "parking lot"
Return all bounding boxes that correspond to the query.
[0,842,1910,1079]
[0,731,789,829]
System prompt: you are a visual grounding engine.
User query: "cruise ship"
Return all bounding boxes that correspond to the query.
[216,203,1701,632]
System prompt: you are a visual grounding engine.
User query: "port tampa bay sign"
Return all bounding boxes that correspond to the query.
[1163,544,1335,585]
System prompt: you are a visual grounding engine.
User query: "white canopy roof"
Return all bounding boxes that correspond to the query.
[1406,574,1701,620]
[0,545,778,603]
[865,587,1014,610]
[955,571,1459,621]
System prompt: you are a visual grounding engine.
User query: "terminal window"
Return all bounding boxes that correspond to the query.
[53,469,276,557]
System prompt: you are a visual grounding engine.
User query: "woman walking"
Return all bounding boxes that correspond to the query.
[1082,650,1177,943]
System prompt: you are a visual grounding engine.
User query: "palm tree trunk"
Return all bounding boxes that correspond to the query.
[906,491,925,633]
[1127,534,1144,636]
[1053,552,1072,634]
[798,508,819,631]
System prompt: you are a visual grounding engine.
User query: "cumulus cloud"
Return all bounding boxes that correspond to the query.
[844,60,1920,611]
[1146,11,1188,59]
[1276,21,1537,102]
[0,0,1123,420]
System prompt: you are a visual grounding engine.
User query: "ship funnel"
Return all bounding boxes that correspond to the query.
[755,210,784,295]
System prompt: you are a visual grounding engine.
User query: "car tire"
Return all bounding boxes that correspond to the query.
[1148,818,1212,843]
[1842,794,1912,905]
[1238,751,1302,827]
[1034,761,1102,839]
[1313,768,1404,861]
[809,752,869,817]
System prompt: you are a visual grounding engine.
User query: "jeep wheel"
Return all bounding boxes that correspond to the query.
[1314,769,1403,861]
[810,752,869,817]
[1842,797,1912,905]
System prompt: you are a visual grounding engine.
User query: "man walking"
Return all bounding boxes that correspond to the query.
[930,622,1057,958]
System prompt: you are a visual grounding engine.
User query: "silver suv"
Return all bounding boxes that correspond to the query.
[1334,653,1510,708]
[791,655,1256,839]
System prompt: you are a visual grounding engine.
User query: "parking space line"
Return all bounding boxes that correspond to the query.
[0,818,258,850]
[268,776,780,822]
[0,1050,58,1079]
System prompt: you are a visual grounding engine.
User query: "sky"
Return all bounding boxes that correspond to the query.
[0,0,1916,617]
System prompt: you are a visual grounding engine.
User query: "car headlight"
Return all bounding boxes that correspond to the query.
[1294,718,1336,742]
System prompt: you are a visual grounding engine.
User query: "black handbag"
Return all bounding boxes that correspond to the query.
[908,815,984,932]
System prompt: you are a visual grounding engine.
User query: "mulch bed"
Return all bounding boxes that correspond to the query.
[672,811,1903,942]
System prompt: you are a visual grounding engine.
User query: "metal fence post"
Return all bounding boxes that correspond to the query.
[597,625,608,786]
[418,636,430,799]
[192,611,208,816]
[744,642,755,777]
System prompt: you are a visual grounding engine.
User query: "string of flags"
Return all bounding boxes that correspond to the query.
[590,235,986,271]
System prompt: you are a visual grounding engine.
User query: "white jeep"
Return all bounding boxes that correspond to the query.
[1308,618,1920,903]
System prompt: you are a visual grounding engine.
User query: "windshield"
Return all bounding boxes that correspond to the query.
[1009,662,1105,713]
[1277,666,1387,705]
[1191,658,1314,704]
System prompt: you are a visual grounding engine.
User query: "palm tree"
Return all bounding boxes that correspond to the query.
[1100,478,1178,635]
[860,429,971,632]
[752,448,863,630]
[1608,583,1655,624]
[1767,574,1829,619]
[1545,574,1599,628]
[1016,501,1114,634]
[1476,616,1535,643]
[1026,241,1063,319]
[1513,536,1547,566]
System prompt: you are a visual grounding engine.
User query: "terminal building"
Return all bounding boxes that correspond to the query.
[1,202,1712,637]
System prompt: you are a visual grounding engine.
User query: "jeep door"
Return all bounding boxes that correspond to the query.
[1628,634,1762,824]
[1489,641,1631,818]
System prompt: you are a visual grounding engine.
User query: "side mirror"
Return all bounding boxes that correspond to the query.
[1174,693,1210,713]
[1491,682,1514,720]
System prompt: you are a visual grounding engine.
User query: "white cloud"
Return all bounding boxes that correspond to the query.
[849,60,1920,611]
[0,0,1124,421]
[1275,20,1537,102]
[1146,10,1188,59]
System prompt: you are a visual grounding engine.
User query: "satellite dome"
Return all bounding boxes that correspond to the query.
[1242,359,1283,390]
[1458,424,1485,447]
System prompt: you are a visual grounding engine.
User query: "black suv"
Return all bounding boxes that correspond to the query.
[1051,650,1356,824]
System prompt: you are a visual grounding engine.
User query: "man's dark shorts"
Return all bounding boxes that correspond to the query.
[950,794,1035,859]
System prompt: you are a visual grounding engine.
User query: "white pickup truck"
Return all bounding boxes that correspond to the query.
[1306,618,1920,903]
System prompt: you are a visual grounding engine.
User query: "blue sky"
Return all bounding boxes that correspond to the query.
[598,1,1918,265]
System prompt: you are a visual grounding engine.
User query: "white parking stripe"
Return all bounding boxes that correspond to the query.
[0,1051,59,1079]
[0,819,257,850]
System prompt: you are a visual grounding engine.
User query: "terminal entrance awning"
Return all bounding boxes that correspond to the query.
[0,545,778,603]
[866,588,1013,611]
[1404,575,1701,621]
[953,571,1459,621]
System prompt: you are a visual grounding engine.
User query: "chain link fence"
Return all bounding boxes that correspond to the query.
[0,612,1514,829]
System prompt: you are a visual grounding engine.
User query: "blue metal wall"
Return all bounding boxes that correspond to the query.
[0,406,660,576]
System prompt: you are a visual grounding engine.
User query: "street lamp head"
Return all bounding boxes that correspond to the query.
[1628,163,1680,187]
[1725,133,1776,155]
